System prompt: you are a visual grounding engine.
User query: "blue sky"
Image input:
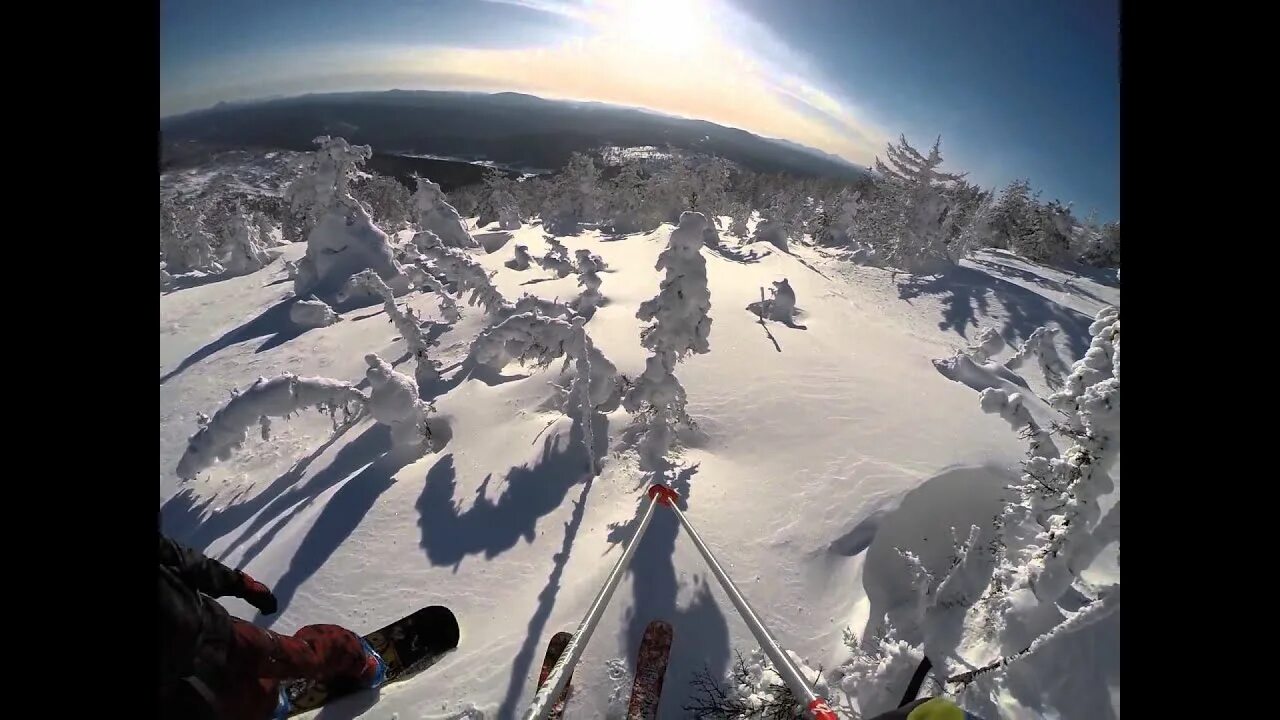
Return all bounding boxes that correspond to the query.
[161,0,1119,219]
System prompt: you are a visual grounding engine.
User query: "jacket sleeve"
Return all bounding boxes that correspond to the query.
[159,532,245,599]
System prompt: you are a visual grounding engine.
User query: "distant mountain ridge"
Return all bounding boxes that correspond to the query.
[160,90,870,181]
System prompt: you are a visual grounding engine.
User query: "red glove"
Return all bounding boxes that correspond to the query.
[237,572,279,615]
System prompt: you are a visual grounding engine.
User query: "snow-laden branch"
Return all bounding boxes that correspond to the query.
[290,298,340,329]
[177,374,367,479]
[415,231,508,316]
[347,270,439,386]
[536,236,577,278]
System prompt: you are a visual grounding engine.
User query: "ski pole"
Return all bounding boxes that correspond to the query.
[522,488,664,720]
[650,484,840,720]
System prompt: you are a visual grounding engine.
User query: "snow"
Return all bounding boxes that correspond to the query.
[161,201,1118,717]
[290,299,339,329]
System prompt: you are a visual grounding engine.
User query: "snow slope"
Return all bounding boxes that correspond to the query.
[160,220,1118,718]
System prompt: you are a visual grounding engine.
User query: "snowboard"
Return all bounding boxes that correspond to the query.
[535,631,575,719]
[285,605,460,716]
[625,620,674,720]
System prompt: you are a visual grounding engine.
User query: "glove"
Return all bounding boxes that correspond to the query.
[238,572,279,615]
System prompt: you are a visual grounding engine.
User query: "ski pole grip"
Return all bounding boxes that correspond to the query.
[807,698,840,719]
[647,483,680,507]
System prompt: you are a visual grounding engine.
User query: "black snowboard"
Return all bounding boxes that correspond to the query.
[285,605,460,715]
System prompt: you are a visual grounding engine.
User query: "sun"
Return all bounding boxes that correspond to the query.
[603,0,715,57]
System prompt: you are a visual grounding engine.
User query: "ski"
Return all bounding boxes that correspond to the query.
[536,631,575,719]
[626,620,674,720]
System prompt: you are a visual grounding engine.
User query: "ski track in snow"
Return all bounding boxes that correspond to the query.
[160,217,1118,719]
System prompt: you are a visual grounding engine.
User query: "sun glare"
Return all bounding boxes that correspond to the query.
[602,0,714,57]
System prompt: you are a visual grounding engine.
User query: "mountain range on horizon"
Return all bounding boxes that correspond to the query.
[160,89,871,181]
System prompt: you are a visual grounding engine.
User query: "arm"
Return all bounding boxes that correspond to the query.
[159,532,245,598]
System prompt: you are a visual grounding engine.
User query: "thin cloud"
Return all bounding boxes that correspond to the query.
[477,0,589,21]
[164,0,892,165]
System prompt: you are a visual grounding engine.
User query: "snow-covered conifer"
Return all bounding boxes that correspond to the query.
[287,136,402,297]
[623,212,713,470]
[412,177,477,248]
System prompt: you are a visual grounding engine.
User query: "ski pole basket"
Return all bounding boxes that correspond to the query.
[522,483,839,720]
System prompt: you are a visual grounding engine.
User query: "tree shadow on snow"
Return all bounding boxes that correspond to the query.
[163,271,239,295]
[968,257,1110,305]
[610,464,730,717]
[896,266,1094,358]
[703,241,764,265]
[415,413,606,571]
[230,425,401,570]
[160,422,382,563]
[159,297,307,385]
[257,430,409,626]
[496,472,596,719]
[982,249,1120,288]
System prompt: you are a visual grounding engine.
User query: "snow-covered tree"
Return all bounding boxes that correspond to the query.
[404,262,463,323]
[364,353,435,452]
[286,136,402,298]
[623,212,713,470]
[218,209,274,276]
[176,374,367,479]
[927,305,1120,677]
[1005,326,1070,391]
[444,182,483,220]
[539,152,601,235]
[572,248,606,315]
[1012,199,1074,265]
[603,160,659,233]
[476,172,522,230]
[725,201,752,238]
[352,173,413,232]
[1073,217,1119,268]
[289,298,340,329]
[251,211,286,248]
[412,177,478,248]
[346,270,439,387]
[858,135,971,274]
[981,179,1038,251]
[749,190,805,252]
[415,231,508,316]
[686,648,831,719]
[160,203,222,275]
[504,244,532,271]
[964,326,1006,363]
[536,236,577,278]
[470,312,620,473]
[663,155,733,224]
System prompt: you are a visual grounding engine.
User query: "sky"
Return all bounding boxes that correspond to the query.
[160,0,1120,220]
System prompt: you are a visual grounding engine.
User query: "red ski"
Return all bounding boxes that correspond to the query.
[626,620,674,720]
[536,631,575,719]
